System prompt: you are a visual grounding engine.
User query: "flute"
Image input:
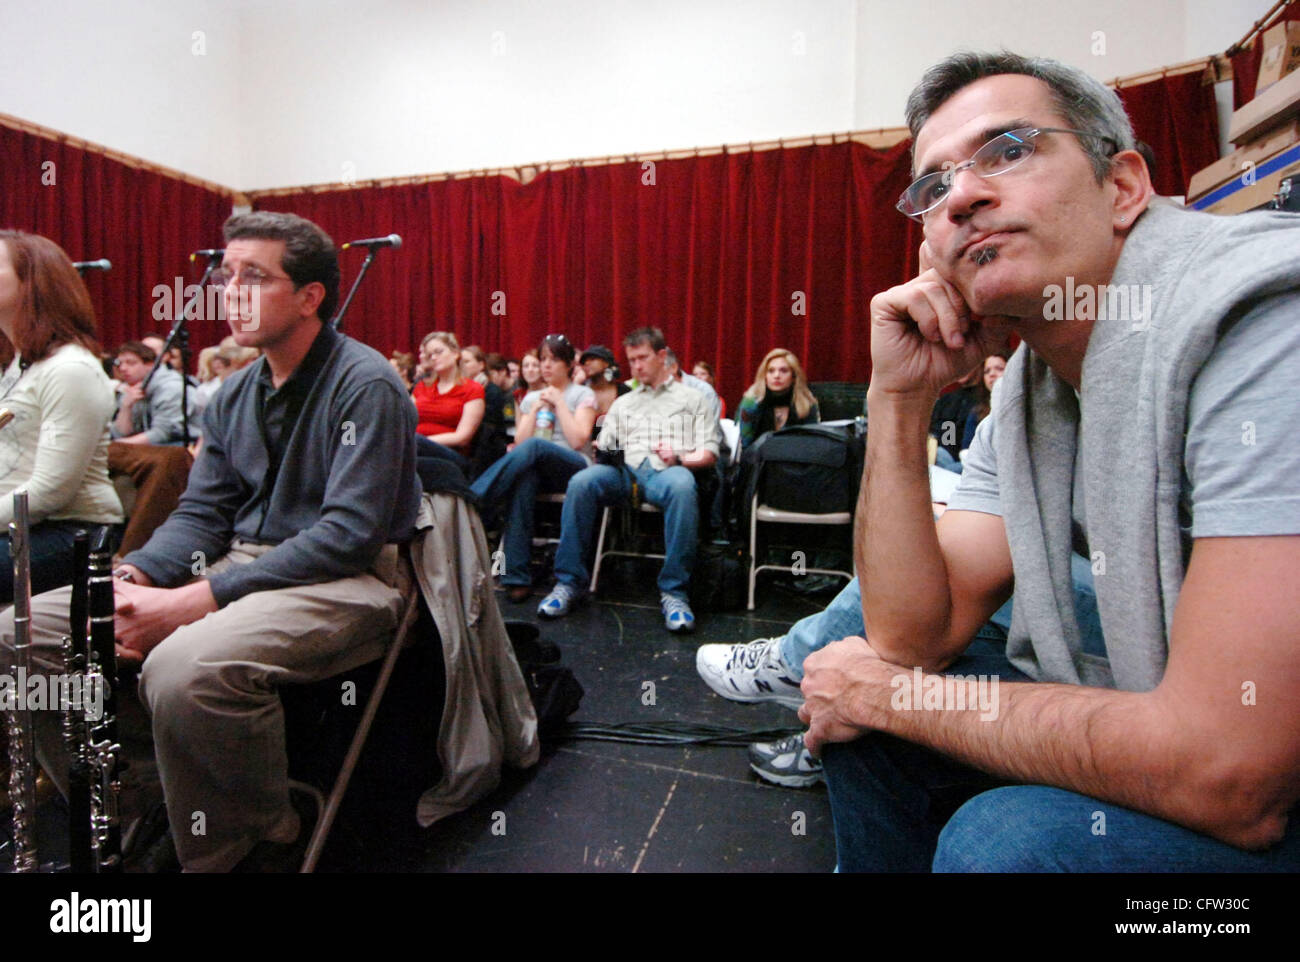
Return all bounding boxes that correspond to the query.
[6,491,39,872]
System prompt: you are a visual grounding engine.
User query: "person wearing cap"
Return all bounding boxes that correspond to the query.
[579,343,630,441]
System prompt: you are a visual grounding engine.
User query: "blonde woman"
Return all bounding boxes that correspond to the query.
[736,348,819,449]
[412,331,484,455]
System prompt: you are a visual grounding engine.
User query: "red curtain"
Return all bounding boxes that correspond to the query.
[1232,1,1300,109]
[0,122,233,356]
[257,141,922,405]
[1118,72,1221,197]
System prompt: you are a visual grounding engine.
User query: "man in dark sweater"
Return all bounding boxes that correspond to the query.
[2,212,421,871]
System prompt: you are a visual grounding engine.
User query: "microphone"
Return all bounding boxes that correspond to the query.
[73,259,112,273]
[342,234,402,251]
[190,248,225,262]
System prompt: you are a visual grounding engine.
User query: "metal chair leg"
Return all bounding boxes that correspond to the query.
[299,584,422,873]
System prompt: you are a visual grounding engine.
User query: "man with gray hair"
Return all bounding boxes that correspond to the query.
[792,52,1300,871]
[1,211,421,871]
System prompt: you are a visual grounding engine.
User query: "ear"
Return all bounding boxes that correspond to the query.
[1109,149,1153,231]
[297,280,326,318]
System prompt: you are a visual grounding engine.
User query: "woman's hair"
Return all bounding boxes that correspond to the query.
[539,333,576,366]
[0,231,101,368]
[389,350,416,382]
[693,360,715,379]
[422,331,463,382]
[461,344,486,366]
[196,346,218,382]
[746,348,816,420]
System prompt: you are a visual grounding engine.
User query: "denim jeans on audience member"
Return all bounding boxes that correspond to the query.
[777,551,1103,680]
[821,630,1300,872]
[0,519,114,603]
[470,437,588,587]
[553,457,698,599]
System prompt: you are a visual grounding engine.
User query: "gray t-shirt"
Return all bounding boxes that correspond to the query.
[521,383,598,460]
[949,291,1300,541]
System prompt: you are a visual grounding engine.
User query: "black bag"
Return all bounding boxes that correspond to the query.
[690,542,746,612]
[739,421,866,523]
[505,622,583,743]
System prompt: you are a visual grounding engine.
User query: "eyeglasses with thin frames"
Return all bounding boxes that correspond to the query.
[897,126,1120,221]
[210,265,294,289]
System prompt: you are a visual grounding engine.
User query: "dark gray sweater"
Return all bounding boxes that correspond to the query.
[125,324,421,606]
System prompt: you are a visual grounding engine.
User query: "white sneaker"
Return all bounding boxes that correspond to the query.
[695,637,803,708]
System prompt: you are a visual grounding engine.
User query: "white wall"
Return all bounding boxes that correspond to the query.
[0,0,1268,191]
[0,0,242,186]
[237,0,857,190]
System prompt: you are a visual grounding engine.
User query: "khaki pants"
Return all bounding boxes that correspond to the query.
[0,540,409,871]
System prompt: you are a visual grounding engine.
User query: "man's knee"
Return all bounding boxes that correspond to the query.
[933,787,1082,872]
[656,467,697,503]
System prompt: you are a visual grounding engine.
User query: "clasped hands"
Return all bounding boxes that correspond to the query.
[111,571,218,665]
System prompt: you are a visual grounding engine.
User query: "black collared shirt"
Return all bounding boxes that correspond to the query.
[255,322,338,479]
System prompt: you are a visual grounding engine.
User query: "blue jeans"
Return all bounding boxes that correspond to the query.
[778,553,1103,680]
[470,438,588,587]
[822,633,1300,872]
[0,519,116,604]
[554,457,698,599]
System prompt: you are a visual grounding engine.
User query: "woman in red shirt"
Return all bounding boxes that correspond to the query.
[412,331,485,455]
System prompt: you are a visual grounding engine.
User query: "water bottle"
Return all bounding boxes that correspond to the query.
[536,406,554,441]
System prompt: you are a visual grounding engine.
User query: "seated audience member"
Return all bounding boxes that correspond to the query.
[111,340,197,446]
[108,340,200,556]
[735,348,820,450]
[472,334,597,601]
[412,331,485,457]
[470,351,512,477]
[666,349,722,426]
[0,230,124,600]
[538,327,719,633]
[1,211,421,872]
[579,344,630,434]
[692,360,726,418]
[955,352,1008,465]
[389,350,416,390]
[780,53,1299,872]
[927,365,980,464]
[460,344,490,386]
[517,348,544,405]
[507,357,521,385]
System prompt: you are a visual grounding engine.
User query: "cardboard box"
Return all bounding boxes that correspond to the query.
[1188,141,1300,214]
[1256,21,1300,93]
[1186,119,1300,200]
[1229,66,1300,144]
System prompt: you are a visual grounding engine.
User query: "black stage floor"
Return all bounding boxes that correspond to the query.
[3,559,843,874]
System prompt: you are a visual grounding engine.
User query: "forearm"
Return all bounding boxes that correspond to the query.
[841,663,1287,849]
[857,388,957,664]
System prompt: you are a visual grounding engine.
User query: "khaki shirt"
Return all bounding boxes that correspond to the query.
[596,378,720,471]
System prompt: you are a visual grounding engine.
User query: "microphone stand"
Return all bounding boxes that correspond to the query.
[332,237,401,333]
[144,252,222,445]
[331,247,378,333]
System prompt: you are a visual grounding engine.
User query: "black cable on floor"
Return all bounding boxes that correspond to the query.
[550,721,803,747]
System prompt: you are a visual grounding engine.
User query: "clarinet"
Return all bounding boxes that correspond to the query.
[5,491,39,872]
[85,533,122,872]
[61,531,94,873]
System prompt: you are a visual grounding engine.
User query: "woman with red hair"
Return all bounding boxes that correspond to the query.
[0,230,122,600]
